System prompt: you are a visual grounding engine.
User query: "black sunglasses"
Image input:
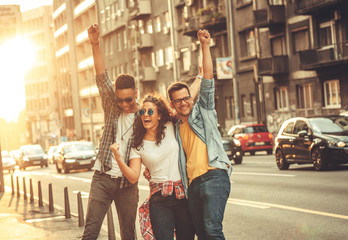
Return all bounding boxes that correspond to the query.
[116,92,135,104]
[139,108,155,116]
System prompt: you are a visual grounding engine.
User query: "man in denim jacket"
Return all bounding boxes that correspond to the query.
[167,29,232,239]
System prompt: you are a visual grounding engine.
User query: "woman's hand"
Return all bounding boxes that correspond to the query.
[110,142,121,161]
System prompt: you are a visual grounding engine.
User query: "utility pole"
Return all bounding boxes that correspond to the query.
[0,138,5,193]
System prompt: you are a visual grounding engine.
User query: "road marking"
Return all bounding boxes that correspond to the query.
[233,172,296,177]
[68,176,92,183]
[228,198,348,220]
[25,215,66,223]
[52,174,66,179]
[228,199,269,209]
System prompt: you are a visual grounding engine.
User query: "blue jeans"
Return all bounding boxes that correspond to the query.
[188,169,230,240]
[82,172,139,240]
[150,191,195,240]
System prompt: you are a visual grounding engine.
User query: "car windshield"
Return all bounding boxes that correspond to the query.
[309,118,344,134]
[49,147,58,153]
[2,152,11,158]
[65,143,94,153]
[24,146,44,155]
[244,126,268,133]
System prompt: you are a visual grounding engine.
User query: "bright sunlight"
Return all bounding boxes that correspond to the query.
[0,36,36,122]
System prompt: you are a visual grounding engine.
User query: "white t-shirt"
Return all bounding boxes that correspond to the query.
[94,112,135,177]
[129,122,181,183]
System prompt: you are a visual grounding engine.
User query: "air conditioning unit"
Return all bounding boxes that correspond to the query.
[163,26,169,34]
[154,66,159,72]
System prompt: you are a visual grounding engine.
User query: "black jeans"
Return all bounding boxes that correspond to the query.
[149,191,195,240]
[82,172,139,240]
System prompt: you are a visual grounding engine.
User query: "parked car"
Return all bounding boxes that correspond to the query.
[274,116,348,171]
[47,146,58,164]
[18,145,48,170]
[55,141,96,173]
[9,149,21,165]
[228,123,273,155]
[2,151,16,173]
[218,125,243,164]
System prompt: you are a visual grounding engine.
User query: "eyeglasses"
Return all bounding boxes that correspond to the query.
[172,96,191,106]
[139,108,155,116]
[116,93,135,104]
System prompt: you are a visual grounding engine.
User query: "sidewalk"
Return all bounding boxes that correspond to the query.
[0,188,84,240]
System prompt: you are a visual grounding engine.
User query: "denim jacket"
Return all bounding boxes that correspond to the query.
[175,78,232,196]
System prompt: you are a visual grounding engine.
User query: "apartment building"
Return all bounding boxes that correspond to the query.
[230,0,348,134]
[22,6,57,150]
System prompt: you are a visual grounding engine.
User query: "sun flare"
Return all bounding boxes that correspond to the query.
[0,36,36,122]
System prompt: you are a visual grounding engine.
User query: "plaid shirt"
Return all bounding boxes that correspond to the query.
[139,180,185,240]
[95,70,134,188]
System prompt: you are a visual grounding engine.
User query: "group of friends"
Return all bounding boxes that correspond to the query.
[82,23,232,240]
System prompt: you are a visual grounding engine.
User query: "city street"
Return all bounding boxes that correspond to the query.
[2,152,348,239]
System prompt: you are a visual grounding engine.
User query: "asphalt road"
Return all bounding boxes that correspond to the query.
[3,152,348,239]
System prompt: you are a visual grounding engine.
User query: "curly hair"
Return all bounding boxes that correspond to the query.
[131,93,174,150]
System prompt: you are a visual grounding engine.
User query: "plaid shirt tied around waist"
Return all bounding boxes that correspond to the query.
[139,180,186,240]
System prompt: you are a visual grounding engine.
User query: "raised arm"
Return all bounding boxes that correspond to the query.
[197,29,213,80]
[88,24,105,75]
[188,57,203,101]
[110,143,141,184]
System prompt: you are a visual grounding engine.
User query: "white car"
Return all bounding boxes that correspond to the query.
[2,151,16,173]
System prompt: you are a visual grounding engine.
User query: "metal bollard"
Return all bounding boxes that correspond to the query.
[64,187,71,219]
[16,176,20,197]
[107,207,116,240]
[11,174,14,195]
[38,181,43,207]
[29,178,34,203]
[77,192,84,227]
[23,177,27,200]
[48,183,54,212]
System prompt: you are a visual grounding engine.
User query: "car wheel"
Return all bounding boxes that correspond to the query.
[267,149,273,155]
[250,151,255,156]
[275,149,289,170]
[56,163,62,173]
[234,156,243,164]
[64,166,69,174]
[312,148,328,171]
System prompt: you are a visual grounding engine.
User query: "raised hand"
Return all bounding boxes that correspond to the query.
[87,24,100,44]
[197,29,211,46]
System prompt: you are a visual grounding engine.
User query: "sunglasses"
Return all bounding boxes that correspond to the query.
[116,94,135,104]
[139,108,155,116]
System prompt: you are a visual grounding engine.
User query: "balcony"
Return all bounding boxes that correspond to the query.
[253,5,285,28]
[137,34,153,49]
[183,16,200,37]
[299,42,348,70]
[129,0,151,20]
[139,67,157,81]
[296,0,344,14]
[258,55,289,76]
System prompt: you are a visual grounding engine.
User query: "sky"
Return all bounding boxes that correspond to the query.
[0,0,52,122]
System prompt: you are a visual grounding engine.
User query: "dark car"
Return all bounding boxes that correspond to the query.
[55,141,96,173]
[18,145,48,170]
[228,123,273,155]
[218,125,243,164]
[275,116,348,171]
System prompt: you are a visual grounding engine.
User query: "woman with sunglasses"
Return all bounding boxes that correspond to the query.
[110,93,196,240]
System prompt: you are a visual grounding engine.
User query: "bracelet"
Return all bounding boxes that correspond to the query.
[196,75,203,79]
[90,41,99,45]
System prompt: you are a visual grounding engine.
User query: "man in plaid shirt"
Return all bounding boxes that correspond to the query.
[82,24,139,240]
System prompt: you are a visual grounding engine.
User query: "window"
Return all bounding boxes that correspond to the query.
[225,97,233,119]
[241,94,246,117]
[164,11,170,28]
[269,0,284,5]
[138,20,145,34]
[117,33,122,51]
[283,122,294,134]
[146,20,153,34]
[155,16,161,33]
[182,49,191,72]
[324,80,341,108]
[297,84,313,109]
[293,120,308,135]
[237,0,252,6]
[319,21,333,47]
[123,29,127,48]
[156,49,164,67]
[250,93,256,117]
[165,47,173,65]
[293,28,309,52]
[274,87,289,110]
[271,35,286,55]
[240,30,256,57]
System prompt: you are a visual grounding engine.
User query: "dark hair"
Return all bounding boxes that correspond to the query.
[167,82,191,101]
[115,74,135,90]
[131,93,174,150]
